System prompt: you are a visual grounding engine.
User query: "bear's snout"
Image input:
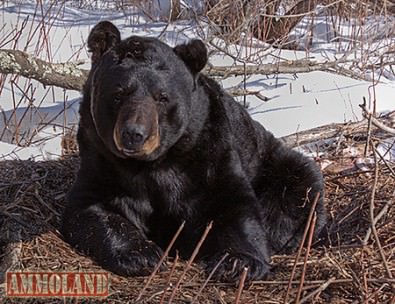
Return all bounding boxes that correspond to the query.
[113,101,160,158]
[121,123,147,150]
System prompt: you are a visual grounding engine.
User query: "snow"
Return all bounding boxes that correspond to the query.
[0,1,394,160]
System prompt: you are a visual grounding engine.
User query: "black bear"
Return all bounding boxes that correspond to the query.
[61,21,326,282]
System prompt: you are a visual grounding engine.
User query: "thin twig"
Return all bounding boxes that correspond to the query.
[369,140,393,279]
[295,212,317,304]
[373,145,395,177]
[299,276,336,304]
[255,278,395,285]
[214,286,227,304]
[362,283,389,303]
[136,221,185,301]
[370,116,395,135]
[192,252,229,304]
[227,87,270,102]
[168,221,213,304]
[183,277,395,288]
[284,192,321,303]
[362,97,372,157]
[360,102,395,135]
[234,267,248,304]
[362,201,391,245]
[159,252,179,304]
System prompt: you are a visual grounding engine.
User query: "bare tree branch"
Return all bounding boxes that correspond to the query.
[227,87,269,101]
[0,48,353,92]
[280,120,368,148]
[280,112,395,148]
[205,59,343,77]
[0,49,89,91]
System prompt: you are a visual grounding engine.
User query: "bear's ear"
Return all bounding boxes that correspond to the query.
[87,21,121,64]
[174,39,208,75]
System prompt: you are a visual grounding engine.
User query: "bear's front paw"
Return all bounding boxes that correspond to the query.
[102,239,165,276]
[202,253,271,283]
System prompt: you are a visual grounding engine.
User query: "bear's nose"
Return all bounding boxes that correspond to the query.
[121,124,147,150]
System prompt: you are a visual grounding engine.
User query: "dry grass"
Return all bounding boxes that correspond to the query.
[0,128,394,303]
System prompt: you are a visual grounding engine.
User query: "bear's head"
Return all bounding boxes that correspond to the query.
[86,21,208,161]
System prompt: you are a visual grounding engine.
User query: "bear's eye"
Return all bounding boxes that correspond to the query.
[158,92,169,104]
[114,92,122,103]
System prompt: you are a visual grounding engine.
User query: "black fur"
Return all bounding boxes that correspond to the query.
[62,21,326,282]
[87,21,120,64]
[174,39,208,75]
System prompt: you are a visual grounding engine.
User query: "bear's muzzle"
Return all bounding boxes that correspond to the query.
[113,101,160,157]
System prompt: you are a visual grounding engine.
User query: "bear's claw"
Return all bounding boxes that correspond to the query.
[202,252,271,283]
